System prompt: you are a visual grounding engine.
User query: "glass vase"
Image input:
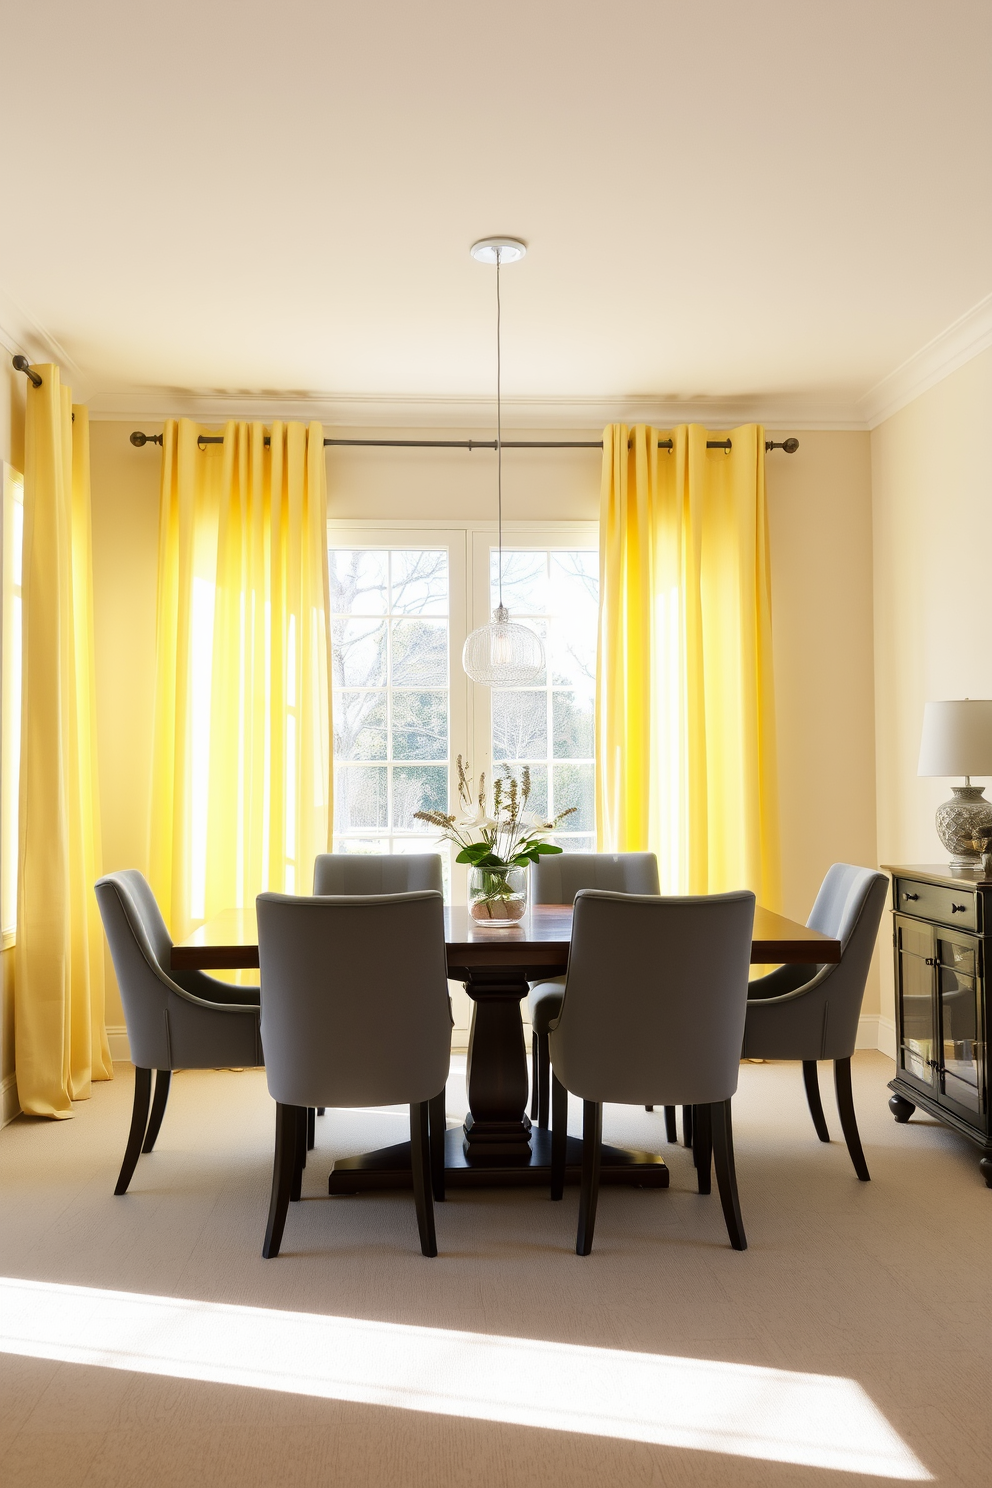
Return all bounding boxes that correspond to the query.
[468,865,529,925]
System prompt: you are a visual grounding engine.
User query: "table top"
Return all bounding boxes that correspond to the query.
[171,902,841,972]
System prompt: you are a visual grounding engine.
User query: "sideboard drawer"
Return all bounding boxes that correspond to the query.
[896,878,978,932]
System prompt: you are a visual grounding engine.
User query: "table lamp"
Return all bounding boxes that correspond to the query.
[918,699,992,867]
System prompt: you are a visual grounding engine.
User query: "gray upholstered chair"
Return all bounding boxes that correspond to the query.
[257,890,452,1259]
[549,888,755,1254]
[527,852,660,1129]
[313,852,443,896]
[95,870,262,1196]
[743,863,888,1181]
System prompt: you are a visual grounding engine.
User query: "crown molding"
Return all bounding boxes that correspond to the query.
[0,291,88,397]
[86,387,866,432]
[859,290,992,429]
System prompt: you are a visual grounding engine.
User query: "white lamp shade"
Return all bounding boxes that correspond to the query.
[917,700,992,777]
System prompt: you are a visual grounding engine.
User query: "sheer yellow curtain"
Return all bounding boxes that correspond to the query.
[149,420,332,940]
[597,423,780,907]
[15,368,111,1117]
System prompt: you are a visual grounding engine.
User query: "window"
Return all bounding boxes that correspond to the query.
[488,547,598,850]
[1,465,24,944]
[329,544,457,868]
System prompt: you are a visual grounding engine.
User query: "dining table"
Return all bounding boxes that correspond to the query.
[173,901,841,1194]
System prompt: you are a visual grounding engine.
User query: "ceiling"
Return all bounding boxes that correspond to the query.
[2,0,991,426]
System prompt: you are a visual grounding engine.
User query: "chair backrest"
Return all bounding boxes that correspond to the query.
[807,864,889,1057]
[312,853,443,896]
[95,871,178,1069]
[533,851,660,904]
[549,889,755,1106]
[257,890,452,1108]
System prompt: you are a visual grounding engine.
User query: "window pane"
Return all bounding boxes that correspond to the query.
[332,617,386,688]
[334,766,388,830]
[333,692,387,761]
[392,691,448,761]
[493,690,547,761]
[552,689,594,760]
[391,550,448,615]
[332,836,391,855]
[392,766,448,830]
[553,762,595,832]
[329,549,388,615]
[491,550,547,614]
[391,619,447,685]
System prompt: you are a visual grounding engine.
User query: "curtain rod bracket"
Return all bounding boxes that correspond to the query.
[12,354,42,388]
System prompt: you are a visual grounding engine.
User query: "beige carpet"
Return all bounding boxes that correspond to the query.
[1,1052,989,1488]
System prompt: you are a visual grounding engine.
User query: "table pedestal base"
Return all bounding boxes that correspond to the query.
[328,1126,669,1193]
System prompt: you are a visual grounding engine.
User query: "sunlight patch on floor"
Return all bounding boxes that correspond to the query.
[0,1277,929,1479]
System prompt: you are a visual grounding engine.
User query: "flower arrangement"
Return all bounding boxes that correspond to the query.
[415,757,576,921]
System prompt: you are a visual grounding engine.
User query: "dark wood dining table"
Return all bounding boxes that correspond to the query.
[173,902,841,1193]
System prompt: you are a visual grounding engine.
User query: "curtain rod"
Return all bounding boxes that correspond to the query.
[128,431,800,454]
[10,355,799,454]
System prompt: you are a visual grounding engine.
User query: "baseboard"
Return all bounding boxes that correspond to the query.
[857,1013,896,1059]
[107,1025,131,1063]
[1,1072,20,1127]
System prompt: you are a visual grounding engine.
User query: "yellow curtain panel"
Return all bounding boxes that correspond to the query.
[15,369,111,1117]
[597,423,781,908]
[149,420,332,940]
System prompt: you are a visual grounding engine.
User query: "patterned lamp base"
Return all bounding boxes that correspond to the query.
[936,784,992,867]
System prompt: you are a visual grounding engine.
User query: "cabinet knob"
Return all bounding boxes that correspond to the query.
[951,903,966,913]
[902,892,919,901]
[925,956,937,966]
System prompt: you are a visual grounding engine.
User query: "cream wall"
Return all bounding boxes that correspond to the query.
[86,420,881,1044]
[871,345,992,1026]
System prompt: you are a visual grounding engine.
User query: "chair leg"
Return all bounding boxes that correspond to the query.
[664,1106,678,1143]
[410,1101,438,1257]
[645,1105,654,1111]
[530,1031,540,1121]
[834,1057,870,1181]
[711,1099,747,1251]
[115,1067,153,1195]
[803,1061,830,1142]
[306,1106,316,1151]
[537,1032,550,1129]
[693,1101,713,1195]
[316,1107,325,1116]
[141,1069,172,1154]
[682,1104,694,1148]
[576,1100,603,1256]
[428,1088,446,1202]
[263,1102,298,1258]
[550,1071,569,1200]
[291,1105,306,1201]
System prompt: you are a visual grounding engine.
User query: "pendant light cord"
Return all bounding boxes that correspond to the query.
[496,247,503,612]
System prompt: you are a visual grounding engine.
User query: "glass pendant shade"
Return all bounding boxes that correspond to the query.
[462,605,544,687]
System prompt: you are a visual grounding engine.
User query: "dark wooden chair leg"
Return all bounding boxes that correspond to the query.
[141,1069,172,1154]
[537,1031,551,1129]
[693,1101,713,1195]
[428,1088,446,1201]
[306,1106,316,1151]
[316,1107,325,1116]
[711,1099,747,1250]
[834,1057,870,1181]
[803,1060,830,1142]
[530,1031,540,1121]
[664,1105,678,1142]
[645,1105,654,1111]
[291,1104,306,1201]
[410,1101,438,1257]
[576,1100,603,1256]
[115,1067,153,1195]
[263,1102,298,1258]
[550,1071,569,1200]
[682,1104,694,1148]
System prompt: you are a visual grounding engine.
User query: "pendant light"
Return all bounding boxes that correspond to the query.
[462,237,545,687]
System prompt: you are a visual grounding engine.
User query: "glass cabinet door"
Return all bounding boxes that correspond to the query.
[896,916,936,1089]
[936,935,984,1115]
